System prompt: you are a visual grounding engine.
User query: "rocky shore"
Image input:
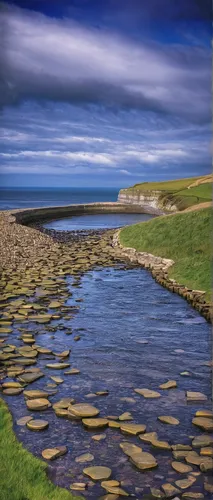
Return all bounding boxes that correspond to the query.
[0,209,212,499]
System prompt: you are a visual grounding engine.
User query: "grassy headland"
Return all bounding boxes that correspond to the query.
[120,207,212,300]
[120,175,212,211]
[0,399,80,500]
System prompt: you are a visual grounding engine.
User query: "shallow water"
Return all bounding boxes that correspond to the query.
[3,266,212,499]
[44,213,154,231]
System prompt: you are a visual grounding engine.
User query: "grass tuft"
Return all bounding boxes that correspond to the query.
[0,398,81,500]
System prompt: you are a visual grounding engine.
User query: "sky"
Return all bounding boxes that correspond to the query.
[0,0,211,188]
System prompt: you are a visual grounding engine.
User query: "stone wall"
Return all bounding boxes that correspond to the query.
[113,230,211,323]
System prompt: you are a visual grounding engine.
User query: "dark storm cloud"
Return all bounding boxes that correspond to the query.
[0,3,211,123]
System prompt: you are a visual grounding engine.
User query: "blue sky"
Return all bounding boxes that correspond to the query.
[0,0,211,187]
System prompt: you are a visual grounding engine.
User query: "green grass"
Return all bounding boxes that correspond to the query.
[120,207,212,300]
[120,176,212,211]
[0,399,81,500]
[126,176,205,192]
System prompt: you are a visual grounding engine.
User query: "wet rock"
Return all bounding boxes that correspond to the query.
[83,466,112,481]
[120,442,142,457]
[134,388,161,398]
[82,418,109,429]
[50,376,64,384]
[23,390,49,399]
[18,372,44,384]
[139,432,158,443]
[3,387,23,395]
[182,493,204,500]
[17,416,33,426]
[42,446,67,460]
[159,380,177,390]
[192,417,213,432]
[151,439,171,450]
[45,362,70,369]
[101,484,129,496]
[75,453,94,463]
[192,434,213,448]
[68,403,100,419]
[53,397,74,409]
[186,392,208,402]
[171,462,193,473]
[161,483,181,497]
[92,434,106,441]
[26,398,51,411]
[158,416,179,425]
[27,419,49,431]
[107,421,120,429]
[172,444,192,451]
[118,412,133,421]
[175,476,196,489]
[70,483,87,491]
[185,451,203,466]
[130,451,157,470]
[64,368,80,375]
[120,423,146,435]
[195,410,213,418]
[200,446,213,456]
[199,457,213,472]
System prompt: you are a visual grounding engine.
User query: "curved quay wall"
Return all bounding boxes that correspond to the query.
[12,201,159,225]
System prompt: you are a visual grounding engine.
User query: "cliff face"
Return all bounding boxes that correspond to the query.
[118,189,178,215]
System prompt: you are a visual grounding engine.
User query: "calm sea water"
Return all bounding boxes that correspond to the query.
[0,187,119,210]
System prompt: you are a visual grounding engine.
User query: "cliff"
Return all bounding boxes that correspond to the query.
[117,189,177,215]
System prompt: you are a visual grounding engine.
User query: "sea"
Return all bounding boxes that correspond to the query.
[0,187,153,229]
[0,187,119,211]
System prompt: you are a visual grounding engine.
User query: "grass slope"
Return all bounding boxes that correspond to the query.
[0,399,81,500]
[121,175,212,211]
[120,207,212,300]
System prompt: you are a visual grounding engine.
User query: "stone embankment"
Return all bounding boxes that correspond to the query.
[113,230,212,323]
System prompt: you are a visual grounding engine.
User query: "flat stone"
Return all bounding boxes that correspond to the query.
[23,390,49,399]
[3,388,23,395]
[53,397,74,409]
[83,466,112,481]
[101,485,129,496]
[151,439,171,450]
[68,403,100,419]
[195,410,213,418]
[150,488,164,498]
[101,481,120,488]
[159,380,177,390]
[45,363,70,369]
[92,434,106,441]
[172,444,192,451]
[192,417,213,432]
[96,391,109,396]
[182,494,204,500]
[82,418,108,429]
[55,408,68,418]
[64,368,80,375]
[2,382,22,389]
[162,483,181,497]
[75,453,94,463]
[130,451,157,470]
[50,376,64,384]
[42,446,67,460]
[200,446,213,456]
[199,457,213,472]
[134,388,161,398]
[186,391,208,402]
[18,372,44,384]
[120,397,136,404]
[139,432,158,443]
[120,442,142,457]
[26,398,51,411]
[27,419,49,431]
[175,477,196,490]
[54,350,70,358]
[70,483,87,491]
[192,435,213,448]
[17,416,33,426]
[120,423,146,435]
[204,480,213,493]
[171,462,193,473]
[185,451,203,466]
[118,412,133,421]
[158,415,179,425]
